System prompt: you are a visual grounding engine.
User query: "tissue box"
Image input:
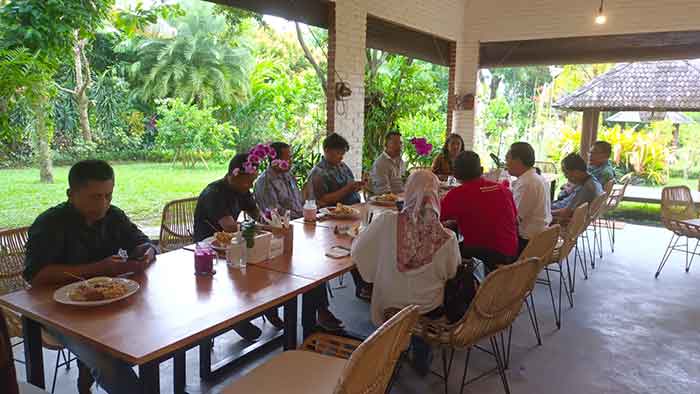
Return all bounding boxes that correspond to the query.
[246,230,273,263]
[256,224,294,256]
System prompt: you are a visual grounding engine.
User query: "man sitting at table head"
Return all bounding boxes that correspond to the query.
[370,131,405,195]
[24,160,155,287]
[307,133,370,300]
[588,141,615,186]
[552,152,603,223]
[506,142,552,254]
[23,159,156,394]
[307,133,363,208]
[194,152,282,338]
[440,151,519,273]
[254,142,345,332]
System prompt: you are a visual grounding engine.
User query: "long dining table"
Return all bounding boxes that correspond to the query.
[0,221,358,393]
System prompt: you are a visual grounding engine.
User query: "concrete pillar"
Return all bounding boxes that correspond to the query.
[329,0,367,176]
[452,39,479,149]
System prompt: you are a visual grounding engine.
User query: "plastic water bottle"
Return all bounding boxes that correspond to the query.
[303,200,317,222]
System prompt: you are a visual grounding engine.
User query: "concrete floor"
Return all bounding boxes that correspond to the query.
[13,223,700,394]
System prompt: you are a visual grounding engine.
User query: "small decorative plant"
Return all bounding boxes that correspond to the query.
[406,137,434,167]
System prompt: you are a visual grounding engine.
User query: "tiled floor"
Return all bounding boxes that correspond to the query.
[13,223,700,393]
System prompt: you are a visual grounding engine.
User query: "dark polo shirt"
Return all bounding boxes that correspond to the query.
[23,202,151,282]
[193,179,258,242]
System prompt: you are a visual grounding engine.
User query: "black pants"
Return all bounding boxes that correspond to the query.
[350,268,370,292]
[518,237,529,256]
[302,283,330,334]
[460,245,517,275]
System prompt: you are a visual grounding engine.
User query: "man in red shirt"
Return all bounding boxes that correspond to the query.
[441,151,519,272]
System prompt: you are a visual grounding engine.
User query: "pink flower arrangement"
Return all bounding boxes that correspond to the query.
[271,159,290,171]
[233,143,289,176]
[410,137,433,156]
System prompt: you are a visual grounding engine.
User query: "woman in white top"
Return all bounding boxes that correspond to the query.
[352,170,461,327]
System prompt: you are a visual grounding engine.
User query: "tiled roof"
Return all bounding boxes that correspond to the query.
[555,60,700,111]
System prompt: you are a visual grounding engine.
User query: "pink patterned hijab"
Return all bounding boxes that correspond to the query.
[396,170,451,272]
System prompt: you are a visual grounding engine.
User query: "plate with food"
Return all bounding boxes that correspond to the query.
[203,231,240,251]
[54,277,140,306]
[369,193,401,207]
[325,203,360,219]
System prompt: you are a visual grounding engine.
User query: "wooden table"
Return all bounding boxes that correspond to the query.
[0,249,317,393]
[291,202,395,229]
[251,224,354,282]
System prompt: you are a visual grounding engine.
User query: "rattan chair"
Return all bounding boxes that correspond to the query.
[584,184,613,269]
[598,175,631,253]
[222,305,419,394]
[519,225,561,342]
[0,227,83,394]
[403,258,540,394]
[158,197,198,252]
[547,203,589,328]
[655,186,700,278]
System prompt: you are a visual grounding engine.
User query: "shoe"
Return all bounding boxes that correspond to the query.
[264,310,285,330]
[233,321,262,341]
[355,285,372,302]
[317,310,344,331]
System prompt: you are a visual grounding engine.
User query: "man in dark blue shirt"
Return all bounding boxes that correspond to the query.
[307,133,363,207]
[24,160,156,394]
[193,153,282,339]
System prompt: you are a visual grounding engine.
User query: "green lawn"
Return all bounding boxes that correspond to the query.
[0,162,228,229]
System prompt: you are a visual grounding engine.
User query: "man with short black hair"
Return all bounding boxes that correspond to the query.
[370,131,404,195]
[308,133,363,207]
[24,159,156,393]
[254,142,345,332]
[506,142,552,253]
[441,151,519,272]
[308,133,370,299]
[552,153,603,222]
[194,153,278,339]
[589,141,615,186]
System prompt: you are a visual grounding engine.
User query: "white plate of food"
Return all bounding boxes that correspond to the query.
[54,277,140,306]
[369,193,401,207]
[324,203,360,219]
[203,231,240,252]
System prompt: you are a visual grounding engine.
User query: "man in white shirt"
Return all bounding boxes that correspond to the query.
[370,131,405,195]
[506,142,552,253]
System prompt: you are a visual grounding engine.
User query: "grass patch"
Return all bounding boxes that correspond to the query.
[0,162,227,229]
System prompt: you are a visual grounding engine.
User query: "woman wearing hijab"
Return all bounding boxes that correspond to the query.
[351,170,461,375]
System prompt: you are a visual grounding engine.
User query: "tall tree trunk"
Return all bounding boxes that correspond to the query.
[74,35,92,142]
[33,96,54,183]
[672,123,680,149]
[295,22,326,95]
[58,31,93,143]
[489,75,501,100]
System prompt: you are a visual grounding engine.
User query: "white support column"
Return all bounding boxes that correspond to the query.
[331,0,367,176]
[452,39,480,150]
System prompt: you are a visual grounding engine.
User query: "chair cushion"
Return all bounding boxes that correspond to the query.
[222,350,347,394]
[19,383,50,394]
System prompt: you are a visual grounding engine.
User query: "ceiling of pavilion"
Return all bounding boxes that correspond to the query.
[208,0,453,66]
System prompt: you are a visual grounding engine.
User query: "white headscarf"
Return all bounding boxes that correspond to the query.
[397,170,451,272]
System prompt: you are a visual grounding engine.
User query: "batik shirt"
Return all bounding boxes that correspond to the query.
[307,158,361,206]
[254,168,304,219]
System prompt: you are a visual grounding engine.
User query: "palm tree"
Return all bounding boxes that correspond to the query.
[128,5,251,109]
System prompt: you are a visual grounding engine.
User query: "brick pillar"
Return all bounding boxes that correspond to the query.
[330,0,367,176]
[446,41,457,138]
[326,2,336,135]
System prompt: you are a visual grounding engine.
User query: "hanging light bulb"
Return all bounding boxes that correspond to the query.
[595,0,607,24]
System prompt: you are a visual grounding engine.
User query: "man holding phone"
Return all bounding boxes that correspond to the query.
[23,159,156,393]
